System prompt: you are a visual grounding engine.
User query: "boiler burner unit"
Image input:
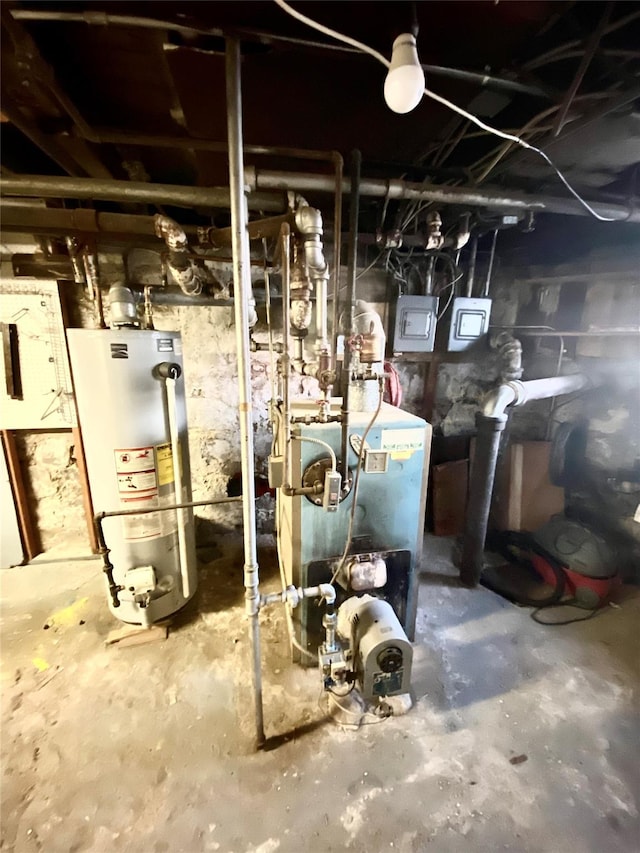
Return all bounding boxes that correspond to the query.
[276,398,430,667]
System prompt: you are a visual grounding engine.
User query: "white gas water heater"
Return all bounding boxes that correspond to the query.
[68,303,197,625]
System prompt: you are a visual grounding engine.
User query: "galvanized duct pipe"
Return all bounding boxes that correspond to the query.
[244,168,640,223]
[0,204,200,241]
[459,373,593,587]
[0,176,284,212]
[3,171,638,222]
[226,37,265,749]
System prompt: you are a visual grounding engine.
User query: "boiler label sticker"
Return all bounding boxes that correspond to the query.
[110,343,128,359]
[157,338,174,352]
[120,494,162,541]
[114,447,155,474]
[156,442,175,486]
[117,470,157,493]
[380,428,424,453]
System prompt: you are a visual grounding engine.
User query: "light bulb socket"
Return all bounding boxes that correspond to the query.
[388,33,421,72]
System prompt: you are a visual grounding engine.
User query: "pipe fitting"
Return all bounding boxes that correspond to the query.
[107,284,139,328]
[482,382,518,418]
[294,203,324,237]
[491,332,523,382]
[154,214,189,252]
[316,583,336,606]
[154,213,204,296]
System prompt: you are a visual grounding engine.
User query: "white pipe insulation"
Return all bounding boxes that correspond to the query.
[482,374,592,419]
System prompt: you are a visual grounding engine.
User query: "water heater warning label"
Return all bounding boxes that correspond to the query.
[117,470,157,492]
[120,494,163,540]
[115,447,158,494]
[155,442,175,486]
[115,447,154,474]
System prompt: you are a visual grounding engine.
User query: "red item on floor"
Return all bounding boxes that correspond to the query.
[531,553,618,609]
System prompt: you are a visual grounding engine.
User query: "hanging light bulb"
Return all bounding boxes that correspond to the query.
[383,33,425,114]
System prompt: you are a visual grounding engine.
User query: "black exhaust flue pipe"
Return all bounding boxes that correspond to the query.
[459,414,507,586]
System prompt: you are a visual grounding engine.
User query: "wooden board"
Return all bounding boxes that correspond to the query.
[493,441,565,532]
[432,458,469,536]
[1,429,40,561]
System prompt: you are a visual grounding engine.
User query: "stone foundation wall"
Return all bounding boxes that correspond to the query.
[4,243,639,567]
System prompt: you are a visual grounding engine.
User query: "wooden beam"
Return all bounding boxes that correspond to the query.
[1,429,40,561]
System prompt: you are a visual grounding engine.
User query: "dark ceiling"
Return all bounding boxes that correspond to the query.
[1,1,639,259]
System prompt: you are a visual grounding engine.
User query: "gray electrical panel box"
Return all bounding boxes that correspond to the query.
[392,295,439,354]
[447,297,491,352]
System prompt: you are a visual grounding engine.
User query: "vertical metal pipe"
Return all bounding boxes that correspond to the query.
[466,234,478,298]
[340,150,361,475]
[484,230,498,297]
[331,153,343,366]
[280,224,292,489]
[225,37,265,749]
[315,274,328,347]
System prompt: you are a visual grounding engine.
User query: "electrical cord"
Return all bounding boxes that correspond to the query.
[319,690,388,729]
[330,378,385,586]
[328,682,355,697]
[531,603,602,626]
[273,0,620,222]
[291,434,337,472]
[486,530,609,626]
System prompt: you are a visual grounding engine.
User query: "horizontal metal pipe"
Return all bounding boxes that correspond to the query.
[0,176,284,212]
[97,496,242,520]
[85,129,345,165]
[0,205,180,238]
[424,65,550,99]
[148,292,233,307]
[3,172,636,223]
[491,327,640,337]
[245,167,639,222]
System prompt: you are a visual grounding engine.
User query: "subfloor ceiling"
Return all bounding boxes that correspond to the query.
[2,1,639,218]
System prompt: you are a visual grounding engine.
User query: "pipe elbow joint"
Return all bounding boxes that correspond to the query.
[154,214,189,252]
[156,361,182,380]
[481,382,519,418]
[295,203,323,237]
[318,583,336,606]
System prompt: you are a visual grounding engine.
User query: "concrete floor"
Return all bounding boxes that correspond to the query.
[1,535,638,853]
